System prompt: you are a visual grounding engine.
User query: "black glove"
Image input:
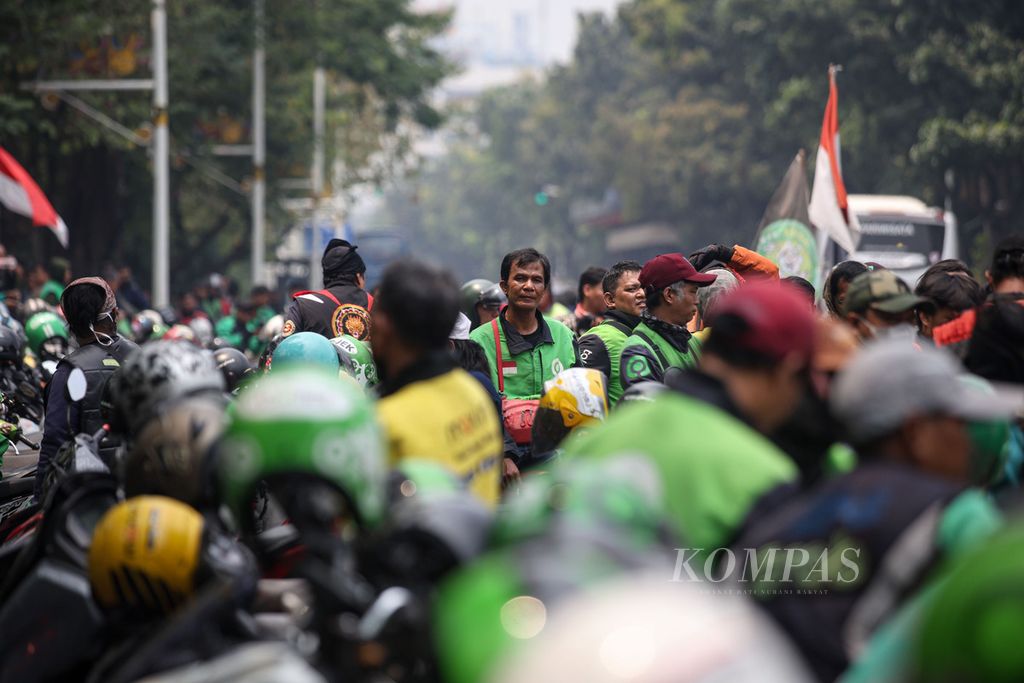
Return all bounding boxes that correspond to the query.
[688,244,734,272]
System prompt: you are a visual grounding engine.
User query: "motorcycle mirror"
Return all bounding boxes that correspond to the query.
[66,368,87,402]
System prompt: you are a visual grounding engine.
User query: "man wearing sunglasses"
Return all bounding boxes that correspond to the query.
[37,277,138,499]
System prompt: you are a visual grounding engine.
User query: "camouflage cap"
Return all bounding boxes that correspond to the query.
[842,269,931,316]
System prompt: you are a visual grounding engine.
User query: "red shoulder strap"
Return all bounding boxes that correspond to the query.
[492,318,504,393]
[318,289,342,307]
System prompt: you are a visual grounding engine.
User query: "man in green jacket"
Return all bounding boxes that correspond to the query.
[577,260,646,406]
[620,253,716,390]
[470,248,577,401]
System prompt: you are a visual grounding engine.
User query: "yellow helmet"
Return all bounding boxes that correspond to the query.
[531,368,609,464]
[88,496,203,614]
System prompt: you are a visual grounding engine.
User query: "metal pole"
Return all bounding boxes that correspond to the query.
[251,0,266,286]
[151,0,170,307]
[309,65,325,289]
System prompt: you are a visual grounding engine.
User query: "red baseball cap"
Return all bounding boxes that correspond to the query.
[705,281,817,365]
[639,253,717,291]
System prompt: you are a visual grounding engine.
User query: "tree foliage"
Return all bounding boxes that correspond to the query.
[382,0,1024,281]
[0,0,452,292]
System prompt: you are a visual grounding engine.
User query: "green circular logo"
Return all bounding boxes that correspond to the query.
[755,219,819,286]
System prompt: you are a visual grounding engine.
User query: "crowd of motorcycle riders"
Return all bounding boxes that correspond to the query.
[0,234,1022,682]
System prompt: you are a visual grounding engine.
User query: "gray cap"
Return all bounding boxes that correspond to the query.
[832,337,1023,442]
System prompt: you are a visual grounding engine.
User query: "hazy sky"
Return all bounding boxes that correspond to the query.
[416,0,624,67]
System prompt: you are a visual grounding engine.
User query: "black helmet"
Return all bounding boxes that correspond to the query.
[213,347,254,394]
[0,325,24,362]
[122,398,228,507]
[460,279,507,327]
[109,340,227,436]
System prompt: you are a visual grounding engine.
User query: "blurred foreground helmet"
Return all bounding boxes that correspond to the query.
[492,454,673,549]
[89,496,256,616]
[531,368,608,464]
[217,369,386,537]
[271,331,339,374]
[123,398,228,507]
[88,496,204,614]
[213,346,255,394]
[369,460,493,584]
[188,316,214,347]
[434,456,678,683]
[110,340,226,435]
[491,576,814,683]
[163,323,199,346]
[329,334,379,388]
[914,524,1024,683]
[24,310,68,360]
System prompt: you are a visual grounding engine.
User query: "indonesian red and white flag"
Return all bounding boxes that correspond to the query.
[0,146,69,247]
[808,66,860,254]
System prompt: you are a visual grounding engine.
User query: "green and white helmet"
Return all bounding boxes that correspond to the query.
[330,334,379,388]
[24,311,68,358]
[218,368,387,534]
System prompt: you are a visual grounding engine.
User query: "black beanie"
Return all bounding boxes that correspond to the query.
[322,239,366,284]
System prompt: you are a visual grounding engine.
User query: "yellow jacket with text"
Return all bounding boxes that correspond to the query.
[376,354,502,508]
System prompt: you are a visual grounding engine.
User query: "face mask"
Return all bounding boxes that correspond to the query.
[90,311,116,347]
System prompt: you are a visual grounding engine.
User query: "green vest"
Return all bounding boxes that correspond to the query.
[580,320,631,405]
[470,316,576,400]
[623,320,702,374]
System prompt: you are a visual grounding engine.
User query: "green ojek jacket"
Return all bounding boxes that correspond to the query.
[562,391,797,552]
[619,315,702,390]
[577,310,640,406]
[470,310,577,400]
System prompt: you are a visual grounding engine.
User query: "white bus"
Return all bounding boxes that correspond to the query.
[824,194,959,287]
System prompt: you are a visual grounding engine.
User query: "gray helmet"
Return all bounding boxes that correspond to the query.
[110,340,227,436]
[188,316,214,347]
[460,279,507,327]
[122,397,228,507]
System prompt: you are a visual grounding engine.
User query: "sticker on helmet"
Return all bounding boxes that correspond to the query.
[282,319,296,337]
[331,304,370,340]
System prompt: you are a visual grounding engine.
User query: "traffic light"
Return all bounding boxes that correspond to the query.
[534,191,550,207]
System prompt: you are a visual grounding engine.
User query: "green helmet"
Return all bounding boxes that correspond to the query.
[914,524,1024,682]
[434,456,678,683]
[271,331,340,373]
[218,368,386,534]
[329,334,379,388]
[491,454,673,550]
[24,311,68,357]
[39,280,65,306]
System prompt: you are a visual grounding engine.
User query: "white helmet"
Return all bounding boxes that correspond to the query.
[490,575,813,683]
[188,316,215,347]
